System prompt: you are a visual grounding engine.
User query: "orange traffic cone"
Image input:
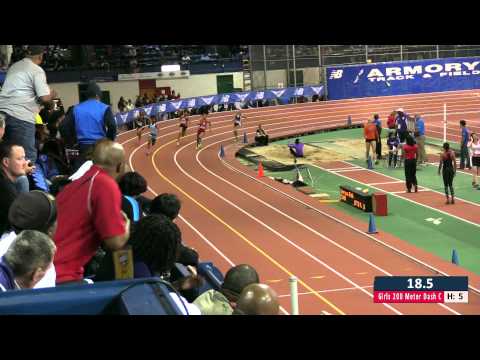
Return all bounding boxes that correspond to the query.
[257,162,264,178]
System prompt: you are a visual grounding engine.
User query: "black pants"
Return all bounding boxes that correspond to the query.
[376,128,382,159]
[404,158,417,191]
[255,135,269,146]
[460,143,471,169]
[388,152,398,167]
[442,168,455,196]
[398,130,408,143]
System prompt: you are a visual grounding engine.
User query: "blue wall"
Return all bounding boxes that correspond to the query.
[326,57,480,100]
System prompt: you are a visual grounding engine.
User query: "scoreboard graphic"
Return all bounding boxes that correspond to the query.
[374,276,468,304]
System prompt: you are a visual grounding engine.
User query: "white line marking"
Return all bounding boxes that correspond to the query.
[367,181,403,186]
[172,133,404,314]
[278,285,374,298]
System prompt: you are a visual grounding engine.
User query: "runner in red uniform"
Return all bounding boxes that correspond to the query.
[177,110,189,146]
[196,113,211,149]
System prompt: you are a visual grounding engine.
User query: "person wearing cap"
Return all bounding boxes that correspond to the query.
[0,230,56,292]
[60,81,117,172]
[0,190,58,288]
[232,283,279,315]
[0,45,57,164]
[193,264,260,315]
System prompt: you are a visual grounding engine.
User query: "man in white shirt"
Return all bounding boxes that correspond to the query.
[0,45,57,163]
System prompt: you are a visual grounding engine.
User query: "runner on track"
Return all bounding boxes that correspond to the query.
[135,110,147,145]
[233,111,247,143]
[177,110,189,146]
[196,112,211,149]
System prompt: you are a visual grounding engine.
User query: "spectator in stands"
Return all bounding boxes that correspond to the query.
[53,139,129,284]
[193,264,259,315]
[129,214,201,314]
[414,114,426,166]
[459,120,472,170]
[0,191,58,288]
[142,93,150,105]
[60,81,117,172]
[126,99,134,111]
[0,143,30,234]
[118,171,150,222]
[0,230,56,291]
[118,97,127,113]
[150,193,199,266]
[255,124,269,146]
[232,283,279,315]
[135,96,143,108]
[0,45,57,164]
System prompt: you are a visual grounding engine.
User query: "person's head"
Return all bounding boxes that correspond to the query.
[8,190,57,238]
[397,108,404,115]
[150,193,181,220]
[472,132,478,142]
[0,142,27,181]
[4,230,56,289]
[139,110,146,119]
[0,113,5,140]
[92,139,126,180]
[118,171,147,196]
[415,114,421,120]
[406,135,415,146]
[86,81,102,100]
[233,283,279,315]
[258,124,263,129]
[221,264,260,303]
[295,138,300,144]
[460,120,466,127]
[443,142,450,151]
[25,45,45,65]
[374,114,379,120]
[130,214,181,276]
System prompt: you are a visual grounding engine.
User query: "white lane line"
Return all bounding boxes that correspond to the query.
[367,181,403,186]
[127,137,290,315]
[278,285,374,298]
[170,132,404,314]
[390,189,431,194]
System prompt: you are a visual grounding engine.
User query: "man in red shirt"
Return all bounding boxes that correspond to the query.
[53,139,130,284]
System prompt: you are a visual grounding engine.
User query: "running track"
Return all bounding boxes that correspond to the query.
[117,89,480,315]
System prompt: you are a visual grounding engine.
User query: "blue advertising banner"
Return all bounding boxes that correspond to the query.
[114,85,324,127]
[326,57,480,100]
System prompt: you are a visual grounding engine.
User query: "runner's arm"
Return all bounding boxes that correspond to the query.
[438,156,442,175]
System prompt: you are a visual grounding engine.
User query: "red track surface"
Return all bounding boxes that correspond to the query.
[118,89,480,315]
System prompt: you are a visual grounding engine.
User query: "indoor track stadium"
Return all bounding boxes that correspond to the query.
[0,45,479,315]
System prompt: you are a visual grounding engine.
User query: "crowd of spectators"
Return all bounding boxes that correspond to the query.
[0,46,279,315]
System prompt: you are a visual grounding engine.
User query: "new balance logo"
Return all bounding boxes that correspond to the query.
[329,69,343,79]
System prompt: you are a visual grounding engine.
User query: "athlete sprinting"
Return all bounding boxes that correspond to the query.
[135,110,147,145]
[146,116,160,156]
[177,111,189,145]
[196,113,212,149]
[233,111,247,142]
